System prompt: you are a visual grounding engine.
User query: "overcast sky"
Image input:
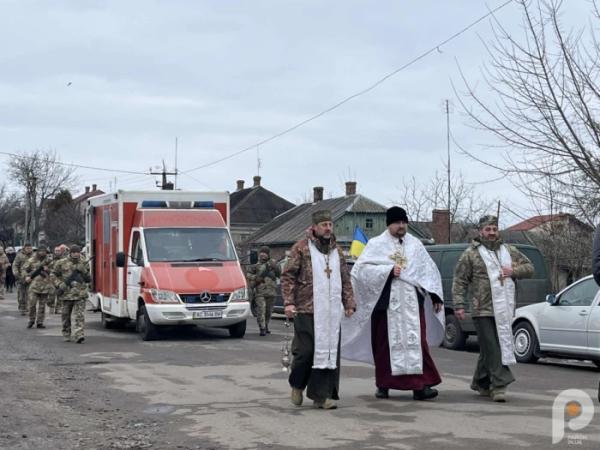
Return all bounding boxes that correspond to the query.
[0,0,590,226]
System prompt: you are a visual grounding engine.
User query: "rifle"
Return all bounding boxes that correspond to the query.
[30,264,49,280]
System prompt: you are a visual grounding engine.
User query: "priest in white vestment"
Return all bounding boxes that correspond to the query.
[342,207,445,401]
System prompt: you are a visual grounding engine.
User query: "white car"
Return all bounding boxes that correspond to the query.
[512,275,600,367]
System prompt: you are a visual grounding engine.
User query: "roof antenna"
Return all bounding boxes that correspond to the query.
[256,145,262,176]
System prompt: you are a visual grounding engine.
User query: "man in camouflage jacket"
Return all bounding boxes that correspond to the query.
[13,243,33,315]
[246,246,281,336]
[452,215,533,402]
[22,245,54,328]
[49,244,68,313]
[52,245,90,343]
[281,210,355,410]
[0,247,9,300]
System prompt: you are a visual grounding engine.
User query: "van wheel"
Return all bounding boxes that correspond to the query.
[137,304,160,341]
[592,360,600,369]
[101,311,118,329]
[228,320,246,338]
[444,314,467,350]
[513,322,539,363]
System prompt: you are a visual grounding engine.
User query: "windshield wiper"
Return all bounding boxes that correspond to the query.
[178,258,227,262]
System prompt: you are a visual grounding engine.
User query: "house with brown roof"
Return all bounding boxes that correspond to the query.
[504,213,594,290]
[244,182,431,261]
[230,176,295,248]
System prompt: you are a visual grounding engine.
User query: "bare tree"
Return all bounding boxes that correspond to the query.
[7,150,77,245]
[455,0,600,225]
[43,189,85,246]
[397,170,495,231]
[0,185,24,247]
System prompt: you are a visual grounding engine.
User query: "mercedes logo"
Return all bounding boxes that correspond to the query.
[199,291,212,303]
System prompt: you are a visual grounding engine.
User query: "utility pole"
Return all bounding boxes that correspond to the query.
[150,160,177,190]
[445,99,452,243]
[174,137,178,190]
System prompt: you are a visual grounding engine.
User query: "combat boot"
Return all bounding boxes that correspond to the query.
[27,321,34,329]
[491,388,506,402]
[314,398,337,409]
[259,328,266,336]
[291,388,303,406]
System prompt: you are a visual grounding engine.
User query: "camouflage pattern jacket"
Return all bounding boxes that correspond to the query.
[246,259,281,297]
[22,254,54,294]
[52,257,91,301]
[452,238,534,317]
[13,251,31,283]
[281,233,355,314]
[0,251,8,278]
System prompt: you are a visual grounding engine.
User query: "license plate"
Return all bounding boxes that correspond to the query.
[192,310,222,319]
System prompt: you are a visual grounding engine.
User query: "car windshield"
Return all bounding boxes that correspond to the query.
[144,228,236,262]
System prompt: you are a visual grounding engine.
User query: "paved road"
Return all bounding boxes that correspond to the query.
[1,292,599,449]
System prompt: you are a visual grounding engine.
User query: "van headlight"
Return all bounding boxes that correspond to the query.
[149,289,180,304]
[228,287,248,303]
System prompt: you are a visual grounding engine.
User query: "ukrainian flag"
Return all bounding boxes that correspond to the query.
[350,225,369,258]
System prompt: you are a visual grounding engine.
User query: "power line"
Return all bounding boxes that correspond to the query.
[0,151,148,175]
[183,0,513,174]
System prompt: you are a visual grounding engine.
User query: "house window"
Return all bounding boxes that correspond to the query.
[365,218,373,229]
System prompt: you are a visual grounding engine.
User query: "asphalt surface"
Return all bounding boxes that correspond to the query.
[1,292,599,450]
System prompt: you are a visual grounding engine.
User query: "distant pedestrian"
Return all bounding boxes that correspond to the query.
[5,247,16,293]
[13,244,34,315]
[0,247,9,299]
[246,246,280,336]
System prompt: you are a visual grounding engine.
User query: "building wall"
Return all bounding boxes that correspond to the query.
[335,212,387,243]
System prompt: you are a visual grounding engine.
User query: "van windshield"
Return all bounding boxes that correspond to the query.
[144,228,236,262]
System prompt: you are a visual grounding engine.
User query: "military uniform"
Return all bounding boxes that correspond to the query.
[13,249,32,315]
[49,253,67,313]
[452,235,534,400]
[22,251,54,328]
[246,248,281,335]
[0,248,9,299]
[52,250,90,343]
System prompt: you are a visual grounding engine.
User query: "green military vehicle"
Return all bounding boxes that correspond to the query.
[425,243,551,350]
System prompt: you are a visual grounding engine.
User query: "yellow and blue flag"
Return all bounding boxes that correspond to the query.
[350,225,369,259]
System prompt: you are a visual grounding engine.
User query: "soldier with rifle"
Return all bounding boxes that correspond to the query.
[22,245,53,329]
[52,245,91,343]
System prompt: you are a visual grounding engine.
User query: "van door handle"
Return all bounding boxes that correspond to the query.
[138,281,145,287]
[579,310,588,316]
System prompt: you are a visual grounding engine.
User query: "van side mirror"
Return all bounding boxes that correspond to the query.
[116,252,126,268]
[546,294,556,305]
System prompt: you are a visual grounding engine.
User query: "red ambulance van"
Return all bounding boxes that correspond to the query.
[86,190,250,340]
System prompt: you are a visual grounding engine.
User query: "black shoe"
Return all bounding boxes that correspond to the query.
[413,387,438,401]
[265,327,271,334]
[27,322,34,329]
[259,328,266,336]
[36,324,45,329]
[76,337,85,344]
[375,388,389,399]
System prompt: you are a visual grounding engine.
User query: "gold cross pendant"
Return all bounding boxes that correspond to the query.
[389,251,408,269]
[324,265,332,279]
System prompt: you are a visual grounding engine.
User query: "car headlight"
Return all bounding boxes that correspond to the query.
[228,287,248,303]
[149,289,180,304]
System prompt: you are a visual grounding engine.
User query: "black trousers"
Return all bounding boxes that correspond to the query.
[288,313,340,401]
